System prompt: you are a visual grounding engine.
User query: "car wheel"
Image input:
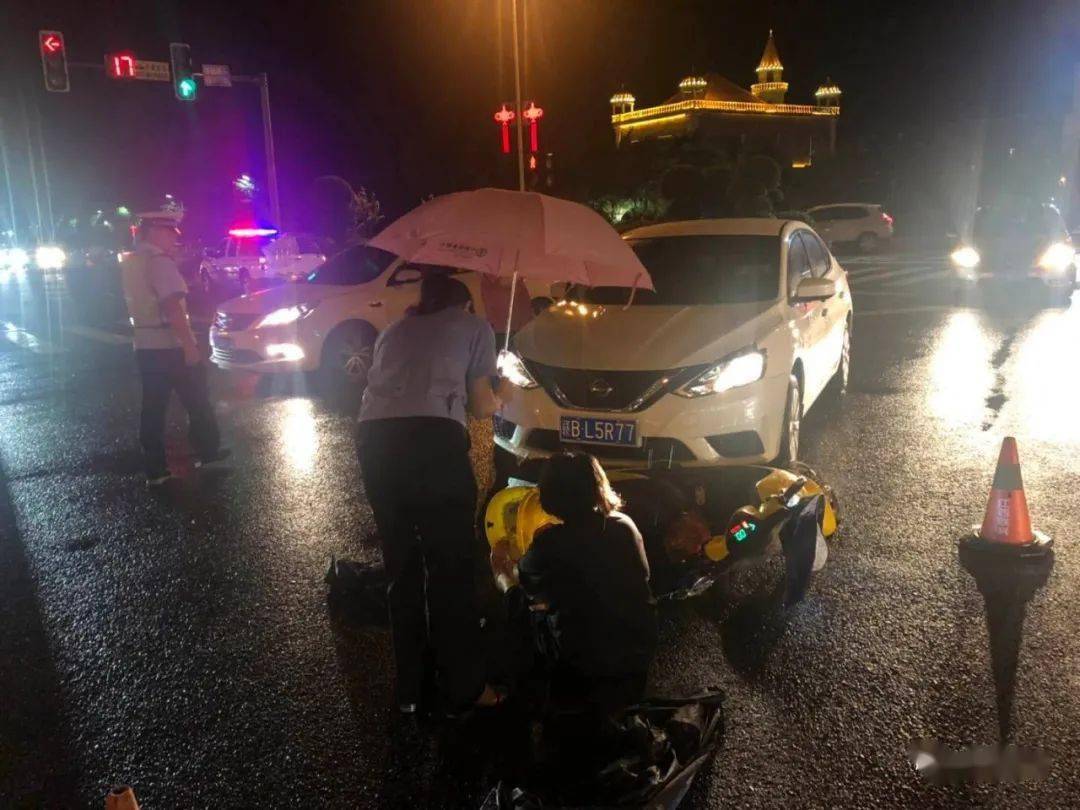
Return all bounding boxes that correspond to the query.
[857,232,879,254]
[826,323,851,398]
[320,322,376,399]
[775,374,801,465]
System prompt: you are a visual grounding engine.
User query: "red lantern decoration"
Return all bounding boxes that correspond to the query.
[522,102,544,153]
[494,104,516,154]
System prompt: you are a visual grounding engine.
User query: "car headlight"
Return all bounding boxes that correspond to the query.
[34,245,66,270]
[2,248,29,269]
[1037,242,1075,274]
[676,349,766,398]
[256,304,312,328]
[497,350,538,389]
[949,246,981,269]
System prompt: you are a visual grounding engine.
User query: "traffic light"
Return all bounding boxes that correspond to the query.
[169,42,197,101]
[39,31,69,93]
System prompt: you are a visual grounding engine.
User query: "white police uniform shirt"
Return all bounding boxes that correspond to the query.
[121,242,188,351]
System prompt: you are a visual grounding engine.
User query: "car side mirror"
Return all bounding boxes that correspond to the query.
[794,276,836,302]
[389,266,424,286]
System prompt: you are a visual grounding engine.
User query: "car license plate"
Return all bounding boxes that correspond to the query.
[559,416,638,447]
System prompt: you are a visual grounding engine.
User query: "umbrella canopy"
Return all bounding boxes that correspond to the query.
[368,188,654,290]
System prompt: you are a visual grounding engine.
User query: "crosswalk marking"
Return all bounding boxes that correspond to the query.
[1,322,64,354]
[880,269,951,288]
[855,304,954,317]
[847,264,940,286]
[64,325,132,345]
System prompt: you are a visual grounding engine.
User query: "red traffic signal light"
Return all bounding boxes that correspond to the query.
[106,52,137,79]
[39,30,70,93]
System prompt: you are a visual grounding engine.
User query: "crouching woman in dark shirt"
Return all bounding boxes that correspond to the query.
[518,453,658,714]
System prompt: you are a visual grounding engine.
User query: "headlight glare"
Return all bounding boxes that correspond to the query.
[1037,242,1074,274]
[677,350,766,398]
[497,350,538,389]
[35,245,66,270]
[256,304,311,328]
[949,246,981,270]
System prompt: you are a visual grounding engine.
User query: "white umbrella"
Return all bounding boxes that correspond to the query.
[368,188,653,347]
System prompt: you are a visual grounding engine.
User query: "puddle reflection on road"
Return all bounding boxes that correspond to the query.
[1009,306,1080,445]
[928,311,995,428]
[276,396,319,474]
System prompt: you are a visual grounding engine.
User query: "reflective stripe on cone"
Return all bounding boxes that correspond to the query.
[978,437,1034,546]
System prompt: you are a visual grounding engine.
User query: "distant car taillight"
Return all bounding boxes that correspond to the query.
[881,212,894,227]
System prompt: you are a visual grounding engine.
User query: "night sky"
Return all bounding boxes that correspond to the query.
[2,0,1077,237]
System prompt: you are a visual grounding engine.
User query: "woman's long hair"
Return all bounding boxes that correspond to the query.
[413,271,473,316]
[539,453,623,523]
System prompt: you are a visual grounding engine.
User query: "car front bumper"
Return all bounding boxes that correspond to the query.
[495,371,791,468]
[209,325,319,373]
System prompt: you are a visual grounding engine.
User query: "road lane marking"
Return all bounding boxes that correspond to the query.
[854,305,954,317]
[848,265,940,286]
[64,325,132,345]
[881,269,952,288]
[1,322,64,354]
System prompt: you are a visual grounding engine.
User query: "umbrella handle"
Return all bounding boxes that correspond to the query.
[622,273,642,310]
[504,264,519,354]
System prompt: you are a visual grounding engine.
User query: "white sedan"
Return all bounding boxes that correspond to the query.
[209,244,532,396]
[495,218,852,468]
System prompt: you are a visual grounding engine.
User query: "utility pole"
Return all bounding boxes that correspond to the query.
[19,91,44,243]
[510,0,526,192]
[35,107,56,242]
[0,117,18,243]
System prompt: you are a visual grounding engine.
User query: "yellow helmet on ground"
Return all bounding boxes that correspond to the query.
[484,486,560,560]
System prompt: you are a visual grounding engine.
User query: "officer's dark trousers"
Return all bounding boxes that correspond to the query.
[137,348,220,475]
[356,417,484,709]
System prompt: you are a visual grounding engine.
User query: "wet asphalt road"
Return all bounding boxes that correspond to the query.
[1,253,1079,808]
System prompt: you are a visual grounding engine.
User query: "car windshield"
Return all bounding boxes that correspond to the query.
[974,205,1066,242]
[306,244,396,285]
[229,237,273,257]
[573,235,780,306]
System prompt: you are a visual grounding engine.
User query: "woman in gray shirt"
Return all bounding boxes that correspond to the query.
[356,271,509,714]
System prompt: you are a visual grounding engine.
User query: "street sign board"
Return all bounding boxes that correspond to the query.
[202,64,232,87]
[133,60,171,82]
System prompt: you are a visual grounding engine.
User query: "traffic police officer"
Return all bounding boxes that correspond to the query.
[122,210,226,485]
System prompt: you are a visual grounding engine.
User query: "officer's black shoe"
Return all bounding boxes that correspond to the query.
[195,448,232,468]
[146,471,172,487]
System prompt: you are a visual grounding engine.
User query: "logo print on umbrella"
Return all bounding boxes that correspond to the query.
[439,241,488,259]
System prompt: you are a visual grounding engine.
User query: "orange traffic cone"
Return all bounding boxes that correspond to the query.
[105,785,140,810]
[978,437,1034,545]
[960,436,1051,557]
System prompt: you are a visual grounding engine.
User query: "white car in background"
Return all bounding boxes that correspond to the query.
[200,229,331,290]
[495,219,852,469]
[209,244,531,395]
[808,203,894,253]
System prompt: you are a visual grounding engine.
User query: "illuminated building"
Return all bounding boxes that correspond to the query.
[611,31,840,168]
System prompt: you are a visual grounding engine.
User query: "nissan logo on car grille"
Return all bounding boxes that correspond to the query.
[589,378,614,398]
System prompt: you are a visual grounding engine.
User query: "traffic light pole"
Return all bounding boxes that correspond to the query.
[206,72,281,227]
[50,51,285,229]
[256,74,281,228]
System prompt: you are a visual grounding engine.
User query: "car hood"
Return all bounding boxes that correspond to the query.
[216,282,352,314]
[514,301,780,370]
[969,234,1054,259]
